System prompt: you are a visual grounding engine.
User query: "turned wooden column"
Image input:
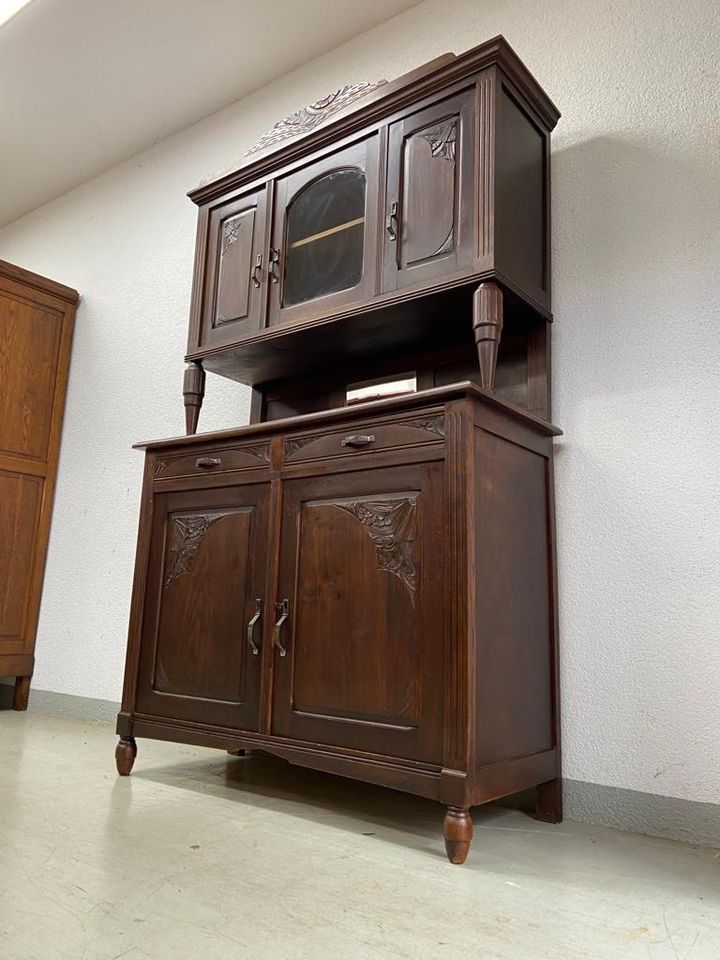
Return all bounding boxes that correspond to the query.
[183,361,205,435]
[472,282,503,391]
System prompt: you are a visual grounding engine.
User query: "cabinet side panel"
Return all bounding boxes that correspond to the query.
[474,427,553,766]
[495,85,548,309]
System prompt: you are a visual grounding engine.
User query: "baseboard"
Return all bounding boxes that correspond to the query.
[0,681,119,724]
[2,683,717,849]
[563,778,720,850]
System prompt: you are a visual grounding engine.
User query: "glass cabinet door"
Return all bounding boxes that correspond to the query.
[283,168,366,307]
[268,136,379,326]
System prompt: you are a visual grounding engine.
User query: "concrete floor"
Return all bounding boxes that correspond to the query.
[0,713,718,960]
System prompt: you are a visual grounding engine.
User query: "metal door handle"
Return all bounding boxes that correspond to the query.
[251,253,263,288]
[196,456,222,468]
[273,599,289,656]
[385,200,398,241]
[247,599,262,655]
[269,248,281,283]
[341,434,375,448]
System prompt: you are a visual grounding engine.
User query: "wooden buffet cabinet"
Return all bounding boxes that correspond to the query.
[117,36,562,864]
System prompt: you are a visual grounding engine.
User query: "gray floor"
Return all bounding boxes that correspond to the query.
[1,712,718,960]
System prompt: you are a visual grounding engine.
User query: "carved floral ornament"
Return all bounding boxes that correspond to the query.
[164,513,224,588]
[422,118,457,163]
[245,80,388,157]
[335,497,417,600]
[221,214,244,253]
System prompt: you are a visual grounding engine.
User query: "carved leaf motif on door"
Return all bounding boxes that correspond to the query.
[335,498,417,600]
[221,215,242,254]
[421,119,457,163]
[420,119,457,258]
[164,514,224,589]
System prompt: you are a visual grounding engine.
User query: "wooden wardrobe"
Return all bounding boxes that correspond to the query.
[0,261,78,709]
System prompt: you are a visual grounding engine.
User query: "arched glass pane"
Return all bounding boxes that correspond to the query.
[283,168,365,307]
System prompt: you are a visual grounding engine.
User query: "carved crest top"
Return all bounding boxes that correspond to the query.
[245,80,388,158]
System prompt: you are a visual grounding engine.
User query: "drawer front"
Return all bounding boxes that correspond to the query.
[283,410,445,464]
[154,441,271,480]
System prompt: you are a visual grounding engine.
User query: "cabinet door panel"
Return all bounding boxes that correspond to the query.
[382,89,476,292]
[136,484,269,729]
[272,462,444,763]
[268,136,379,328]
[0,471,43,656]
[199,187,268,349]
[0,296,61,461]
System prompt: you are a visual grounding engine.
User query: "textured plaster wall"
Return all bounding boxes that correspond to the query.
[1,0,718,805]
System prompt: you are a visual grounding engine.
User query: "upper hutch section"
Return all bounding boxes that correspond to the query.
[185,36,560,389]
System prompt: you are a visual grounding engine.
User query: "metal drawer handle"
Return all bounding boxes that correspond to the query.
[341,434,376,448]
[247,599,262,655]
[196,456,222,469]
[273,599,289,657]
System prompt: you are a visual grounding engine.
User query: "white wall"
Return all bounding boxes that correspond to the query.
[1,0,718,806]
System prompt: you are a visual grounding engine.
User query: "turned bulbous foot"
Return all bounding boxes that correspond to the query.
[115,737,137,776]
[443,806,473,864]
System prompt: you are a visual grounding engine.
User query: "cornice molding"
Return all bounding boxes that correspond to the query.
[0,259,79,305]
[188,36,560,207]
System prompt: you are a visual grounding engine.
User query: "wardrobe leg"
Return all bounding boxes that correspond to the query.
[533,777,563,823]
[443,806,473,864]
[183,361,205,435]
[227,748,251,757]
[472,281,504,391]
[13,676,31,711]
[115,737,137,776]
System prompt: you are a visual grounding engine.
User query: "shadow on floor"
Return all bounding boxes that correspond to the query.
[128,747,537,857]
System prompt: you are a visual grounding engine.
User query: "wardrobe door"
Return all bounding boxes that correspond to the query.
[382,88,476,292]
[271,460,444,763]
[135,482,269,730]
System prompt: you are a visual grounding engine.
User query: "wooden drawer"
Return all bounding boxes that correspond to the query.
[153,440,270,479]
[283,410,445,463]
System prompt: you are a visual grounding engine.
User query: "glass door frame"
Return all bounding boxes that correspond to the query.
[267,134,381,328]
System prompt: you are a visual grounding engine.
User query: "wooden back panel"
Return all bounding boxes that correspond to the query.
[253,314,550,426]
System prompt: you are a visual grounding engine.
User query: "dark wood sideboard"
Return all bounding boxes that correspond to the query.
[116,35,562,864]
